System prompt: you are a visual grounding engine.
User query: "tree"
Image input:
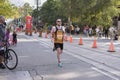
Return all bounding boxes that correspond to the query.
[38,0,62,24]
[18,3,33,24]
[0,0,19,18]
[32,0,120,27]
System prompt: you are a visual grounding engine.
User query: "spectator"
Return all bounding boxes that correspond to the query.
[75,25,80,35]
[12,31,17,45]
[96,27,100,38]
[0,16,6,69]
[89,27,92,37]
[6,28,10,44]
[104,27,109,39]
[109,26,115,40]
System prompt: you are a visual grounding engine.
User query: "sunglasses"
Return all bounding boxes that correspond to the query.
[57,21,61,22]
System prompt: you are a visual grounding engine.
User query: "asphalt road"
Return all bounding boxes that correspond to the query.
[0,32,120,80]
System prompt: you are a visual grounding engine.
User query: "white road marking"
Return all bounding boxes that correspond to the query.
[23,34,120,80]
[38,40,51,48]
[64,50,120,80]
[19,56,29,58]
[38,42,50,48]
[92,67,119,80]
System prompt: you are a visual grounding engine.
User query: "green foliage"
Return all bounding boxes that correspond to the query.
[0,0,19,18]
[32,0,120,27]
[0,0,33,21]
[18,3,33,24]
[37,0,67,24]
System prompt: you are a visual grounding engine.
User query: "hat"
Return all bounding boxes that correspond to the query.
[56,19,61,22]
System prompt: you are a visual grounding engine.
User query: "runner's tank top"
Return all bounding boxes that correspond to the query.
[54,26,64,43]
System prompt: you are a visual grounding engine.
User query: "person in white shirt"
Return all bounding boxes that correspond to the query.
[109,26,115,40]
[95,27,100,38]
[76,26,80,35]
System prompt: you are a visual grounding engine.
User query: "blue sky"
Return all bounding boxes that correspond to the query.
[9,0,47,7]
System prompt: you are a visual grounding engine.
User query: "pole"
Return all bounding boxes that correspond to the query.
[36,0,39,28]
[36,0,42,37]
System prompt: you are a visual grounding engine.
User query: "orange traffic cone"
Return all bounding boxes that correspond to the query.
[45,33,48,38]
[70,36,73,43]
[64,34,68,41]
[108,41,115,52]
[92,38,97,48]
[79,38,83,45]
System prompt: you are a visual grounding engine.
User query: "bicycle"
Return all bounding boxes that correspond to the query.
[3,40,18,70]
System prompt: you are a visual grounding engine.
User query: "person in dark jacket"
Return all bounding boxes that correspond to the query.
[12,31,17,45]
[104,27,109,39]
[0,16,6,69]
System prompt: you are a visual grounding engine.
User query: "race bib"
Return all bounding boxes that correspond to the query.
[56,30,63,41]
[57,34,63,40]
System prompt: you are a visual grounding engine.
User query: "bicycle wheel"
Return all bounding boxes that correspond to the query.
[4,49,18,70]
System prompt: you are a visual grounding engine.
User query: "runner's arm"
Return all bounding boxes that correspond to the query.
[51,26,56,38]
